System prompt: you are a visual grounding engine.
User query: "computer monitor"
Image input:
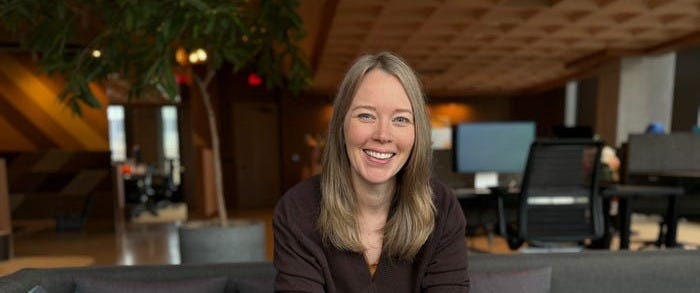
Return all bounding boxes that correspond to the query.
[453,121,536,189]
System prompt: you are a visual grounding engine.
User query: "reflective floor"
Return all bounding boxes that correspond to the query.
[11,208,275,267]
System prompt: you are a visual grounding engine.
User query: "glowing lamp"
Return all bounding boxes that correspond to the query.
[248,73,262,87]
[176,74,187,85]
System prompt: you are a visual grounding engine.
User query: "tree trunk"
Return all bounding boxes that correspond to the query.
[194,69,228,226]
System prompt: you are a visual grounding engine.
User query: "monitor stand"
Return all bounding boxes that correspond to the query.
[474,172,498,190]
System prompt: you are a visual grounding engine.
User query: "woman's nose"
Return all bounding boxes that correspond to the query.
[372,119,393,143]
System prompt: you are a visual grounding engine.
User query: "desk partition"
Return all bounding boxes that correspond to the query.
[627,133,700,176]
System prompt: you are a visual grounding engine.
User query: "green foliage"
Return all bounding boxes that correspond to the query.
[0,0,311,114]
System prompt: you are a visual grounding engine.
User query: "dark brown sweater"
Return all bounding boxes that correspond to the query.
[273,176,469,292]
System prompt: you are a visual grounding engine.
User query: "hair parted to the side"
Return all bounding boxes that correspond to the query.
[318,52,435,262]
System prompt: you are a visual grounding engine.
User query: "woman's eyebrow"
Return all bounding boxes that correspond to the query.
[350,105,376,111]
[349,105,412,114]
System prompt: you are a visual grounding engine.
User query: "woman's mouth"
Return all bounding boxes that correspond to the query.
[364,149,395,160]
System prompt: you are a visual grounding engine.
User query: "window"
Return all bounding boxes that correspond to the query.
[161,105,181,184]
[107,105,126,162]
[108,105,182,184]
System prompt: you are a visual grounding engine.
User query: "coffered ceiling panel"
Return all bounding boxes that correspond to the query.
[308,0,700,97]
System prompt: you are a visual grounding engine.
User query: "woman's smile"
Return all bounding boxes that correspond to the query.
[364,149,395,161]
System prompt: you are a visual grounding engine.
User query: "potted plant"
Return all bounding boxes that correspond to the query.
[1,0,310,263]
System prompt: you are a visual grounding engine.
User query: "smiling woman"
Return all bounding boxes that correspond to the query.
[273,52,469,292]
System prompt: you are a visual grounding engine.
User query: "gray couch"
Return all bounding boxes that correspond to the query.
[1,249,699,292]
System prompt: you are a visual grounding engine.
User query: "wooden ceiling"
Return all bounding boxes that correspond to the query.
[302,0,700,97]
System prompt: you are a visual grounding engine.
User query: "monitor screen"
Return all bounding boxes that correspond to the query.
[453,121,536,173]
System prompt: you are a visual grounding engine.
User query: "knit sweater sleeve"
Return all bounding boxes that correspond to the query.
[273,179,327,293]
[422,181,470,292]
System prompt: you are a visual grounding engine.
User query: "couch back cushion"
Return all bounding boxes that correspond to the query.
[74,277,228,293]
[470,266,551,293]
[469,250,700,293]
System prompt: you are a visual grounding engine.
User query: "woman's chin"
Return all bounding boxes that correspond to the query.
[358,172,397,185]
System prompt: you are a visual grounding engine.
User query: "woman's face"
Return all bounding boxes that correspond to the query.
[344,69,415,187]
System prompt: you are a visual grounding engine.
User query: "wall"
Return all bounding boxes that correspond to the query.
[429,96,511,124]
[576,76,598,131]
[280,95,332,191]
[430,88,564,138]
[510,88,566,137]
[0,53,109,151]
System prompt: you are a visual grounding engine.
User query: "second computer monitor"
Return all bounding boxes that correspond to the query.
[453,121,536,189]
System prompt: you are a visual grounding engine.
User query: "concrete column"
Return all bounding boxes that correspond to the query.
[565,81,578,127]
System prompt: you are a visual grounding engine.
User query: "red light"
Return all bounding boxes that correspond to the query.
[248,73,262,87]
[120,164,133,175]
[175,75,187,84]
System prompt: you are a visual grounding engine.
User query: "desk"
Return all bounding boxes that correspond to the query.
[601,185,684,250]
[454,188,498,237]
[454,187,520,199]
[633,171,700,179]
[454,188,519,241]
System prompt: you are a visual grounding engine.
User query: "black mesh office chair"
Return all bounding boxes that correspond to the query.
[500,139,605,250]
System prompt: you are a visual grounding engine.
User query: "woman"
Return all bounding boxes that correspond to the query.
[274,52,469,292]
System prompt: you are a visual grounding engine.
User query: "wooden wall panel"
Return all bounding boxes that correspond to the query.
[0,159,10,233]
[0,115,35,151]
[0,53,109,152]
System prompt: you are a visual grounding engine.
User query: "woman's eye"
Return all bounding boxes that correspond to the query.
[393,116,412,124]
[357,113,374,120]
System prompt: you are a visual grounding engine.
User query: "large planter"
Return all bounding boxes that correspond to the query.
[178,219,265,264]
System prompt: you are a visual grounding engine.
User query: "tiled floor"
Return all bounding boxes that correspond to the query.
[6,210,700,272]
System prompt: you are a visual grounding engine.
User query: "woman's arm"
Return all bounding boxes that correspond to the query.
[273,198,326,292]
[422,185,470,292]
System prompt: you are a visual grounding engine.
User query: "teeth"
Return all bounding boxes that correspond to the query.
[364,150,394,159]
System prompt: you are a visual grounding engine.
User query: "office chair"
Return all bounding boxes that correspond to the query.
[499,139,605,250]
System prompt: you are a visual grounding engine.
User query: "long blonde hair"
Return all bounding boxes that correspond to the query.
[319,52,435,261]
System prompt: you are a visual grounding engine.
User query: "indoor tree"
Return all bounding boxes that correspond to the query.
[0,0,311,225]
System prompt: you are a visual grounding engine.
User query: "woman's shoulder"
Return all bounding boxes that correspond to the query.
[275,175,322,222]
[283,175,322,198]
[429,178,464,225]
[429,178,455,208]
